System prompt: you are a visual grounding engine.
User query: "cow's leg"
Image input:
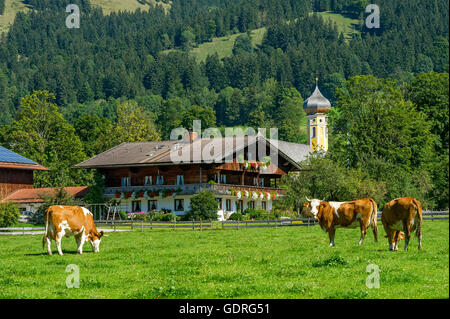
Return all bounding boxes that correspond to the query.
[417,224,422,250]
[328,228,336,247]
[393,231,400,251]
[76,233,86,254]
[56,232,64,256]
[386,228,395,251]
[46,237,53,256]
[75,235,82,254]
[403,222,411,251]
[358,220,368,246]
[358,228,367,246]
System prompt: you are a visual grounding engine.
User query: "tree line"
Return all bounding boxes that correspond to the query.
[278,73,449,210]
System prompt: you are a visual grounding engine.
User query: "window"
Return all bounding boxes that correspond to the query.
[238,200,244,213]
[156,175,164,185]
[226,199,231,211]
[144,176,152,186]
[132,200,141,212]
[176,175,184,185]
[148,200,157,211]
[312,127,316,138]
[121,177,130,187]
[216,198,222,210]
[253,177,258,186]
[214,173,226,184]
[261,201,267,210]
[259,179,265,187]
[174,199,184,211]
[249,201,255,209]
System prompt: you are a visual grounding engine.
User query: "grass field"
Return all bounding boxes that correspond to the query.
[310,11,361,41]
[0,0,30,34]
[90,0,171,15]
[163,27,266,63]
[190,27,266,63]
[0,220,448,299]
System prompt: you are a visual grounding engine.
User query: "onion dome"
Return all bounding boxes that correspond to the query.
[303,79,331,115]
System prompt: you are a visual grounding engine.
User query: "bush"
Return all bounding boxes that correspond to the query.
[0,203,20,227]
[148,210,179,221]
[119,211,127,220]
[243,208,270,220]
[228,212,243,221]
[186,190,218,221]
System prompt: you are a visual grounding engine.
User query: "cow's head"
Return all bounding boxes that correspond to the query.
[88,231,104,253]
[305,197,324,218]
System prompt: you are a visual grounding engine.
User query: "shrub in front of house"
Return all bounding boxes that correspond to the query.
[228,212,243,221]
[186,190,218,221]
[0,203,20,227]
[243,208,269,220]
[119,211,128,220]
[148,210,179,221]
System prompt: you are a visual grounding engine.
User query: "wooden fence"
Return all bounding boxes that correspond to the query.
[0,211,447,235]
[94,217,318,231]
[0,226,45,235]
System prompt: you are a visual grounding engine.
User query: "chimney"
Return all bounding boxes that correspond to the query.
[183,131,198,143]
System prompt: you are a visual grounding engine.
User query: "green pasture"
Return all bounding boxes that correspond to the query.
[0,0,30,34]
[162,27,266,63]
[0,220,448,299]
[310,11,361,41]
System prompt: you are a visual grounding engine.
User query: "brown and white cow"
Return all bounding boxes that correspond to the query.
[306,197,379,247]
[43,205,104,256]
[381,197,422,251]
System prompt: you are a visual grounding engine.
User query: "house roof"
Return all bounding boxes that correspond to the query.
[74,136,311,170]
[1,186,90,204]
[0,146,48,170]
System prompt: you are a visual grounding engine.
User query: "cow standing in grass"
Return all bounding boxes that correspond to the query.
[381,197,423,251]
[306,197,379,247]
[43,205,104,256]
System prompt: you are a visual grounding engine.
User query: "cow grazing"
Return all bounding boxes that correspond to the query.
[43,205,104,256]
[306,197,379,247]
[381,197,422,251]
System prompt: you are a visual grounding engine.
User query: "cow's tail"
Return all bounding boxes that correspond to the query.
[411,198,423,238]
[42,208,50,250]
[369,198,378,242]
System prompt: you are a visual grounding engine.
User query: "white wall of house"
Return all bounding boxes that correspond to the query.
[117,194,273,221]
[16,203,42,213]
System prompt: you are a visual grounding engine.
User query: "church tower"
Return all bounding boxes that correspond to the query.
[303,79,331,152]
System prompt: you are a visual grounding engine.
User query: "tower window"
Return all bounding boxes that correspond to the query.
[312,127,316,138]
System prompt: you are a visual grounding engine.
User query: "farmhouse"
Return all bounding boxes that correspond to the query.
[74,83,331,219]
[75,134,310,218]
[0,146,48,201]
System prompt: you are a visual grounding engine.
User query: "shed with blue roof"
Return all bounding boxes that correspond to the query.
[0,146,48,200]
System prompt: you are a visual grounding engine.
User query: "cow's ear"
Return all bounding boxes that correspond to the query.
[98,231,104,238]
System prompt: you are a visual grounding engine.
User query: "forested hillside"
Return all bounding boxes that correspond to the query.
[0,0,448,208]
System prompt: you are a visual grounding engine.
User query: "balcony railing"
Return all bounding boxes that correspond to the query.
[104,183,284,198]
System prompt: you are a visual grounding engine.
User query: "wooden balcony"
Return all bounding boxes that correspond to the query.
[104,183,284,198]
